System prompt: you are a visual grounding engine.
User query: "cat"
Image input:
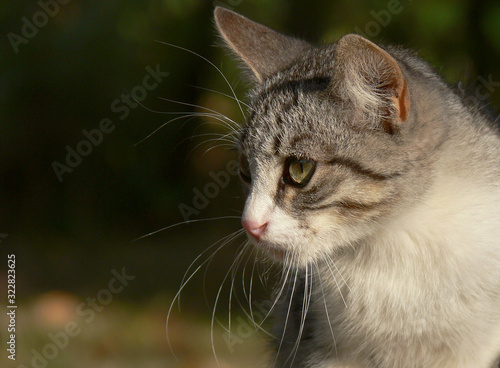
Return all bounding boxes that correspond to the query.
[212,6,500,368]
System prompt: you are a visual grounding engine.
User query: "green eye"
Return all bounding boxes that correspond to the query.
[239,155,251,183]
[285,157,316,187]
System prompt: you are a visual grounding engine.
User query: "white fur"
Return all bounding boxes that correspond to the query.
[310,153,500,367]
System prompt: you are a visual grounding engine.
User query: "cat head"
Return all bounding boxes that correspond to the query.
[214,7,443,267]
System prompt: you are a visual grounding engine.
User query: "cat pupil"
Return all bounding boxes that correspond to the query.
[286,158,315,187]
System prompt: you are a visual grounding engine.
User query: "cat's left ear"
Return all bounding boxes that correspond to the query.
[214,7,311,83]
[333,34,410,130]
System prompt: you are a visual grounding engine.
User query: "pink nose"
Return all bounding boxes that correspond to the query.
[242,219,268,241]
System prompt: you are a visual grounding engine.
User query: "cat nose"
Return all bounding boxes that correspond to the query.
[241,219,268,241]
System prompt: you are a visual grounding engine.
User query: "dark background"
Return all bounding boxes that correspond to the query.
[0,0,498,367]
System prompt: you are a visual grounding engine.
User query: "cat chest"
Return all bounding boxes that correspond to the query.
[313,262,467,350]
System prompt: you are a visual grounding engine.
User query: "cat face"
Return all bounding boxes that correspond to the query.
[238,73,404,266]
[214,7,439,267]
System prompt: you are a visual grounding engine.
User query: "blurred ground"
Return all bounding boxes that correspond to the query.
[1,292,269,368]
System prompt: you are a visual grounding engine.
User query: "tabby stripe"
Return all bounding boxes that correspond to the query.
[328,157,399,181]
[304,199,385,212]
[337,199,383,211]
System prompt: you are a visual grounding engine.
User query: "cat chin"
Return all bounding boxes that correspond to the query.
[248,238,288,262]
[252,238,334,268]
[261,244,288,262]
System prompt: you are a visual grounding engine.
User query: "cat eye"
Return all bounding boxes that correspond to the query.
[239,155,251,183]
[284,157,316,187]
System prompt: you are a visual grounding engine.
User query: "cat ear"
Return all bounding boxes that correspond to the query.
[333,34,410,130]
[214,7,311,83]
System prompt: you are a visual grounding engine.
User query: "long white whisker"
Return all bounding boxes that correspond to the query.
[134,114,195,146]
[210,241,249,367]
[325,252,351,291]
[203,142,236,156]
[227,249,275,339]
[209,239,249,334]
[239,245,255,306]
[323,253,348,308]
[174,133,236,152]
[188,228,245,310]
[187,84,250,108]
[158,97,240,130]
[185,135,233,160]
[246,254,257,327]
[166,234,236,360]
[273,255,299,367]
[318,258,337,355]
[135,108,239,147]
[195,120,240,138]
[288,264,312,366]
[155,41,246,120]
[255,258,293,329]
[226,242,252,337]
[132,216,240,242]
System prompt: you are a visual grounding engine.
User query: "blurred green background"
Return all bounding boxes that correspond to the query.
[0,0,499,367]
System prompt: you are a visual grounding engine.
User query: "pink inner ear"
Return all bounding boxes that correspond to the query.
[373,45,411,123]
[390,78,410,122]
[333,34,411,127]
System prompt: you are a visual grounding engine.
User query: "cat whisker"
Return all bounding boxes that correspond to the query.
[254,257,293,330]
[229,240,252,328]
[223,246,276,339]
[174,132,236,153]
[195,121,240,139]
[135,108,238,147]
[322,253,348,308]
[155,41,246,120]
[132,98,238,135]
[176,123,238,157]
[134,114,195,146]
[187,84,250,108]
[324,252,351,292]
[256,257,275,289]
[287,263,313,367]
[210,241,251,367]
[158,97,241,131]
[247,255,257,326]
[166,229,242,361]
[316,261,338,355]
[210,239,250,335]
[273,254,299,367]
[238,247,254,310]
[194,228,246,311]
[132,215,241,241]
[203,142,237,156]
[130,97,237,144]
[185,135,235,160]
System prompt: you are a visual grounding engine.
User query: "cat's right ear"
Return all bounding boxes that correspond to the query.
[332,34,411,130]
[214,7,311,83]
